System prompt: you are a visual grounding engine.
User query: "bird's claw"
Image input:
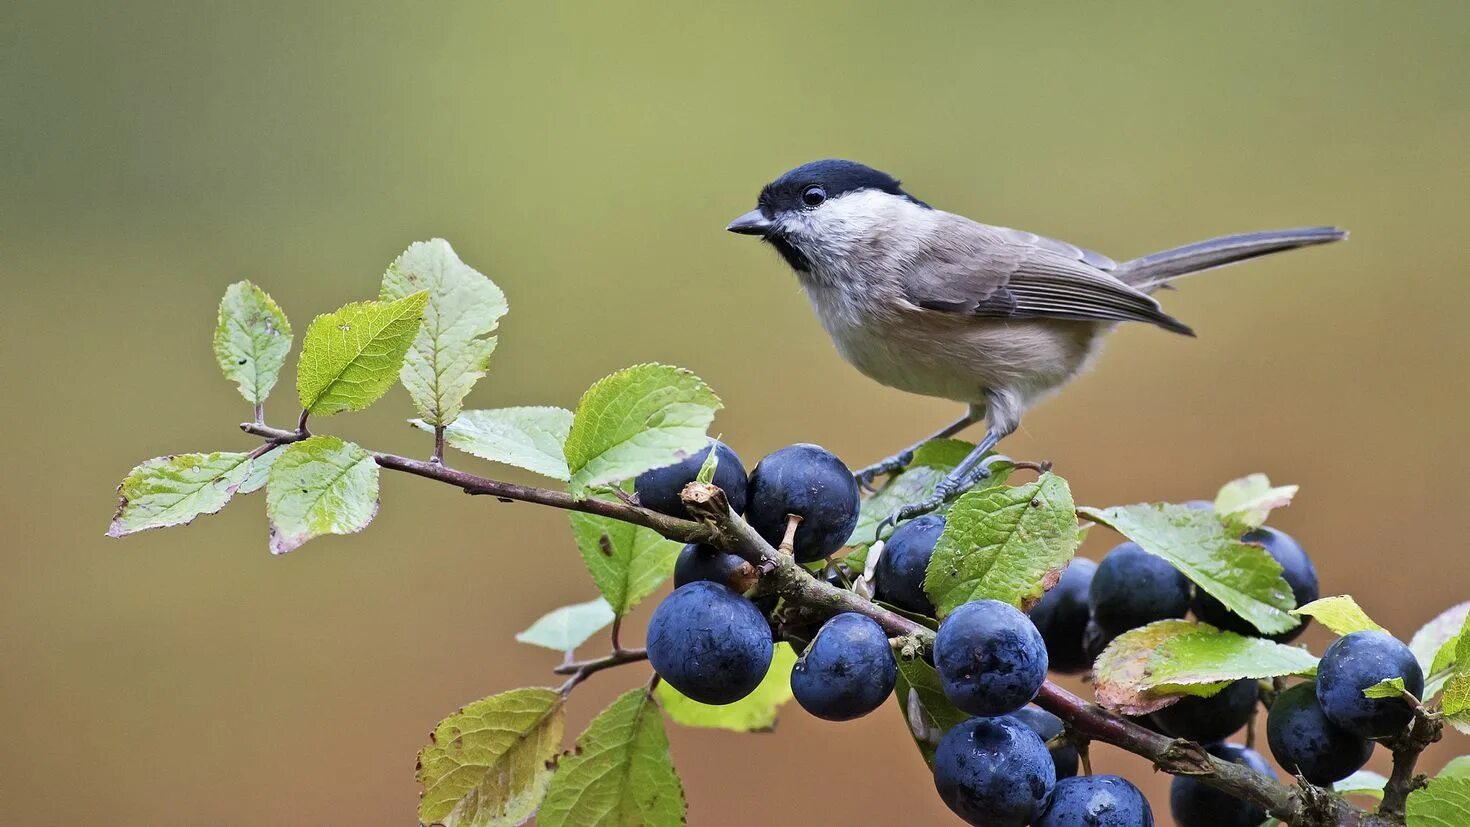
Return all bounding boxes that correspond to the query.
[874,465,994,541]
[853,449,916,494]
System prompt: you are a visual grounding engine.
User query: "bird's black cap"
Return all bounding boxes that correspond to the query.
[757,159,928,213]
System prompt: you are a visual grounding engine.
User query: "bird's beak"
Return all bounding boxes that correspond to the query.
[726,209,774,236]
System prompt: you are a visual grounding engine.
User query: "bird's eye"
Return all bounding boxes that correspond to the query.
[801,185,826,207]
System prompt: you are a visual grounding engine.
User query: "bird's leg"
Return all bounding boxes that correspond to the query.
[852,407,980,492]
[876,390,1022,535]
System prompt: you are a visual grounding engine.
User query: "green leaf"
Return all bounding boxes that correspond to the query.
[1079,503,1298,636]
[1406,775,1470,827]
[514,597,615,652]
[265,436,379,554]
[694,446,720,485]
[1213,473,1297,528]
[1364,677,1410,700]
[107,451,253,537]
[1434,675,1470,722]
[568,511,683,616]
[1443,618,1470,719]
[1334,769,1389,800]
[892,655,970,766]
[656,642,797,731]
[1437,756,1470,780]
[214,281,292,405]
[1412,602,1470,675]
[416,687,565,827]
[539,688,686,827]
[923,473,1078,618]
[413,407,574,480]
[295,291,429,416]
[562,364,721,498]
[1093,620,1316,714]
[381,239,508,427]
[239,447,278,495]
[1294,596,1385,636]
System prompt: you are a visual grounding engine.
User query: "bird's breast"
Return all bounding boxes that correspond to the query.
[803,281,1102,406]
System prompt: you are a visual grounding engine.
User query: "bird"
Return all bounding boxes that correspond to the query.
[725,159,1344,527]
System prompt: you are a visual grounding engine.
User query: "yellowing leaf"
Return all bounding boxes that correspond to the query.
[657,643,797,731]
[1093,620,1317,714]
[416,687,565,827]
[1294,596,1385,636]
[296,291,428,416]
[382,239,508,427]
[214,280,292,405]
[107,451,252,537]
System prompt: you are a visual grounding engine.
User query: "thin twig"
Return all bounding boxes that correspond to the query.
[431,425,445,465]
[239,421,713,544]
[554,648,650,696]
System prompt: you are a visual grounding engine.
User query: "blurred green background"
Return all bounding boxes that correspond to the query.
[4,2,1467,824]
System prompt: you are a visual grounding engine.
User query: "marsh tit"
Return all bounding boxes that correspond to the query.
[727,159,1344,525]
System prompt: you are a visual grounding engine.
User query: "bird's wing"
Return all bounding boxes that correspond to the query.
[901,221,1194,335]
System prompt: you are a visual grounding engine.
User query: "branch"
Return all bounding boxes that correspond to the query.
[677,481,1386,827]
[237,420,1389,825]
[1379,708,1442,818]
[553,648,649,695]
[239,421,713,544]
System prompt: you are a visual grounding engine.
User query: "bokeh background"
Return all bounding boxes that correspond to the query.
[4,2,1468,824]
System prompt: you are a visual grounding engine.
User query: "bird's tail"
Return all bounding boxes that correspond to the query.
[1116,226,1347,292]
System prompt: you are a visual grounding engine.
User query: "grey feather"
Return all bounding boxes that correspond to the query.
[903,218,1195,335]
[1117,226,1347,290]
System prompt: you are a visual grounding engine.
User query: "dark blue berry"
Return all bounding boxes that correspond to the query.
[1266,682,1374,784]
[1192,527,1318,641]
[935,600,1048,716]
[873,514,944,616]
[673,543,755,592]
[1316,630,1424,739]
[790,613,897,721]
[745,443,860,562]
[1011,705,1078,780]
[1088,542,1190,635]
[1038,774,1154,826]
[1148,678,1258,744]
[634,438,748,519]
[1029,557,1098,674]
[933,715,1056,827]
[646,581,773,704]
